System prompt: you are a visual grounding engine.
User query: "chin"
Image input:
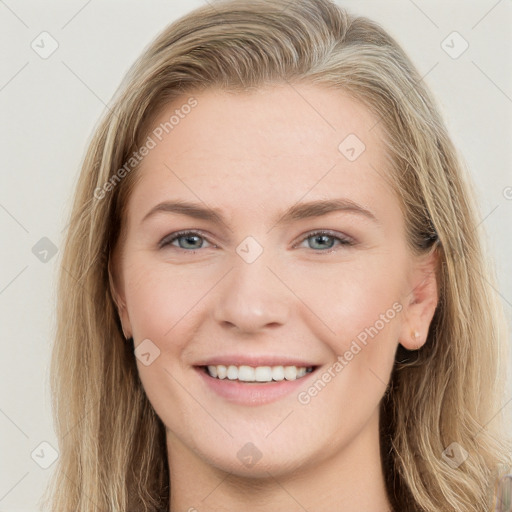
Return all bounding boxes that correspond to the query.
[192,436,314,479]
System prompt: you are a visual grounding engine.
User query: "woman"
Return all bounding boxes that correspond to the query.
[42,0,511,510]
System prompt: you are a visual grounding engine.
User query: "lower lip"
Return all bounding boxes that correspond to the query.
[195,366,318,406]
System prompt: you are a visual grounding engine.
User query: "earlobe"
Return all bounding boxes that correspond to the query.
[400,328,424,351]
[399,247,440,350]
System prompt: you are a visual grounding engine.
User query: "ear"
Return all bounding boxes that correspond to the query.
[398,246,440,350]
[108,251,132,340]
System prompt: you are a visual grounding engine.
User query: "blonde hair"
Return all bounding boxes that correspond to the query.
[42,0,511,510]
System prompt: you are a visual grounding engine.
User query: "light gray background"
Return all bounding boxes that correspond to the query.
[1,1,511,510]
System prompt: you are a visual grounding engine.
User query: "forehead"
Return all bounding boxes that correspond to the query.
[126,83,396,227]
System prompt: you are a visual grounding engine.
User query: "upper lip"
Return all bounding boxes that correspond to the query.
[195,355,319,368]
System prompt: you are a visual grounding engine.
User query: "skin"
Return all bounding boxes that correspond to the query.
[111,83,439,512]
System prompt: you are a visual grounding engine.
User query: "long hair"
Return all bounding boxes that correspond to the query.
[42,0,511,510]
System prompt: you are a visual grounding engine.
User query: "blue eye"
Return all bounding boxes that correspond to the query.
[298,230,354,252]
[159,231,212,251]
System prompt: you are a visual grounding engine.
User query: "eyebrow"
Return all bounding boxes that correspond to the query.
[141,198,379,228]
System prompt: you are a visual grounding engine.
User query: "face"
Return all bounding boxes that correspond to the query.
[111,83,438,478]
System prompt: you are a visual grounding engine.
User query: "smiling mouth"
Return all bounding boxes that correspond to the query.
[200,364,316,383]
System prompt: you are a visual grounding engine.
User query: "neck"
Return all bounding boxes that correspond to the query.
[166,409,393,512]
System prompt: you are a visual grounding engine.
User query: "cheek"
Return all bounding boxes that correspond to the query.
[123,258,205,343]
[291,260,404,437]
[288,256,405,415]
[289,255,405,351]
[123,261,204,420]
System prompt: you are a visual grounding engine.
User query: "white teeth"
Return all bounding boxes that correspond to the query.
[205,364,313,382]
[227,365,238,380]
[272,366,285,381]
[255,366,272,382]
[284,366,297,380]
[239,365,255,382]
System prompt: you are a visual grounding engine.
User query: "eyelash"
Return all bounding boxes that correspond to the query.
[158,229,355,254]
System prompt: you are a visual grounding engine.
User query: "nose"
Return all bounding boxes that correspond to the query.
[212,250,290,334]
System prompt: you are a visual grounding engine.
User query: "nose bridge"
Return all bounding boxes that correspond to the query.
[212,241,290,332]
